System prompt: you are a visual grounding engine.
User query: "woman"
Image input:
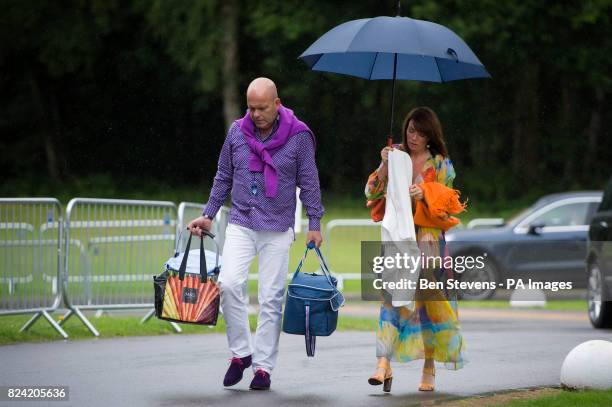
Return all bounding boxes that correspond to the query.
[365,107,466,392]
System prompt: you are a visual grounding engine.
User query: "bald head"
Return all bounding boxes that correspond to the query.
[246,77,281,136]
[246,77,278,100]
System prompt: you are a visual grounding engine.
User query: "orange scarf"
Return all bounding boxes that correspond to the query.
[413,182,467,231]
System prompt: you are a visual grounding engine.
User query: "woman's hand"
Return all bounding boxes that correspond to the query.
[381,146,393,164]
[376,146,393,180]
[409,184,424,201]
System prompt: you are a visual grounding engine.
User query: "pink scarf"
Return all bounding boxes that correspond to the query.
[237,105,314,197]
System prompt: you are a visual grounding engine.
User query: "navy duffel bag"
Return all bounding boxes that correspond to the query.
[282,242,345,357]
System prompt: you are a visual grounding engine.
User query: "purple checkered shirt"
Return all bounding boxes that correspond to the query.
[203,120,324,231]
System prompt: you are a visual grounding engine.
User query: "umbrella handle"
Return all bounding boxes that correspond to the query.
[387,136,393,147]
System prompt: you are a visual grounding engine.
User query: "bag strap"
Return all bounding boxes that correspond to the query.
[292,243,312,277]
[199,236,207,283]
[292,242,335,288]
[178,229,216,281]
[304,302,316,357]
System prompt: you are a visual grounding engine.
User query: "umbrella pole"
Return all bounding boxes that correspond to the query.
[387,53,398,147]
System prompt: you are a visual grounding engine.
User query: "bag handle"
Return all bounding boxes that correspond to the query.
[292,242,335,289]
[175,227,219,274]
[178,229,216,282]
[310,244,346,310]
[175,228,217,255]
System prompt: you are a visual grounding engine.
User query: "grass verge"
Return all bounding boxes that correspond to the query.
[0,313,377,346]
[438,387,612,407]
[457,300,587,312]
[0,298,587,346]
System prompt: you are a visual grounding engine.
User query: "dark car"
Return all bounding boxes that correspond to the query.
[446,191,602,300]
[586,176,612,328]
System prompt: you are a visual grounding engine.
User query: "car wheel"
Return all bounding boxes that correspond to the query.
[587,261,612,329]
[456,255,500,301]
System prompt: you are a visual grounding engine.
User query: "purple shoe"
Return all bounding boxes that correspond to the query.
[223,355,252,387]
[249,368,271,390]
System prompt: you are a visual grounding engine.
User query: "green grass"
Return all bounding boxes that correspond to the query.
[0,313,378,346]
[341,299,587,313]
[457,300,587,312]
[539,300,587,312]
[251,281,588,313]
[497,389,612,407]
[0,297,587,346]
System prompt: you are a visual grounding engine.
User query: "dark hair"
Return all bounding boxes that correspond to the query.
[401,107,448,157]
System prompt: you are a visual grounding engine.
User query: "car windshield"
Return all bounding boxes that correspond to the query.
[505,207,532,225]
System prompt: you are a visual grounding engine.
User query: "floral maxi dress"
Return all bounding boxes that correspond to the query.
[365,151,467,369]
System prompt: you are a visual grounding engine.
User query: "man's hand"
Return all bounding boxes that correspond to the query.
[306,230,323,248]
[187,216,212,237]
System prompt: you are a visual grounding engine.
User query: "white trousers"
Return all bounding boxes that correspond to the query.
[218,223,294,373]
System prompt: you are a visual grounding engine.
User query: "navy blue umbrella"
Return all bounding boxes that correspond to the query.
[299,3,490,142]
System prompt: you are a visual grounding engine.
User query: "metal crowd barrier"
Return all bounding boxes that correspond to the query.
[0,198,68,338]
[324,219,379,290]
[177,202,230,254]
[62,198,178,335]
[1,195,386,337]
[243,218,368,291]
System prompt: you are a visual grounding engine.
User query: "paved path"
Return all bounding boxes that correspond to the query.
[2,309,611,407]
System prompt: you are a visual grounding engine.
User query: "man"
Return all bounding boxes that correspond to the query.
[188,77,324,390]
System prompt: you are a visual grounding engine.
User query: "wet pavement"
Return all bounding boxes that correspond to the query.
[2,307,611,406]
